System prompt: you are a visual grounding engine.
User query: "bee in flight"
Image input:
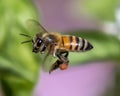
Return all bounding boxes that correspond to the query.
[20,19,93,73]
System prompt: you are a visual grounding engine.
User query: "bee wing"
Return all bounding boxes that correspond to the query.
[40,53,57,72]
[26,19,48,36]
[40,43,57,72]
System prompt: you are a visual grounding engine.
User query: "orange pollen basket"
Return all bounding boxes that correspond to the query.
[59,63,68,70]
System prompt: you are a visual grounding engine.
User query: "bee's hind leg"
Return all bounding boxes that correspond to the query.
[49,50,69,73]
[56,51,69,71]
[56,50,69,63]
[60,51,69,58]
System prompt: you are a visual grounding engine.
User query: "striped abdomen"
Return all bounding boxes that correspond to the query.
[60,35,93,52]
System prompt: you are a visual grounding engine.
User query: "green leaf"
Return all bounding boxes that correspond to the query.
[0,0,40,96]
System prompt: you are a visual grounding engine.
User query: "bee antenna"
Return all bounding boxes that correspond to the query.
[20,33,31,38]
[21,40,32,44]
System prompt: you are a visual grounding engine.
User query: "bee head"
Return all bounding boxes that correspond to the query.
[32,34,43,53]
[20,33,45,53]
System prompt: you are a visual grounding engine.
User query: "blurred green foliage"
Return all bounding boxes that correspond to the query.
[0,0,40,96]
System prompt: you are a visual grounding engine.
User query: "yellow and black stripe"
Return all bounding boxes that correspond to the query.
[61,35,93,51]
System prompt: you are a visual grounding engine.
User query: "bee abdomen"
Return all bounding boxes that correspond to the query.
[61,36,93,51]
[75,37,93,51]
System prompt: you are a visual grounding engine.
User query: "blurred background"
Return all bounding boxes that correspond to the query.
[0,0,120,96]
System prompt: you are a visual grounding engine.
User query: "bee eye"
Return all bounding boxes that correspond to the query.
[37,39,42,46]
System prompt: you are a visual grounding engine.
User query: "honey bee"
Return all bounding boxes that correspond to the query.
[20,19,93,73]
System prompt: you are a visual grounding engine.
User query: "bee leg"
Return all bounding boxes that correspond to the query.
[56,51,69,63]
[49,59,63,74]
[52,45,59,57]
[56,52,69,71]
[56,50,69,69]
[49,51,69,73]
[60,51,69,58]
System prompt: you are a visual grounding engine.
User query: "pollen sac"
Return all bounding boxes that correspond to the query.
[59,63,68,70]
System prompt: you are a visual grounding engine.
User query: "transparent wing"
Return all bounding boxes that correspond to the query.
[26,19,48,37]
[40,53,57,72]
[37,41,55,72]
